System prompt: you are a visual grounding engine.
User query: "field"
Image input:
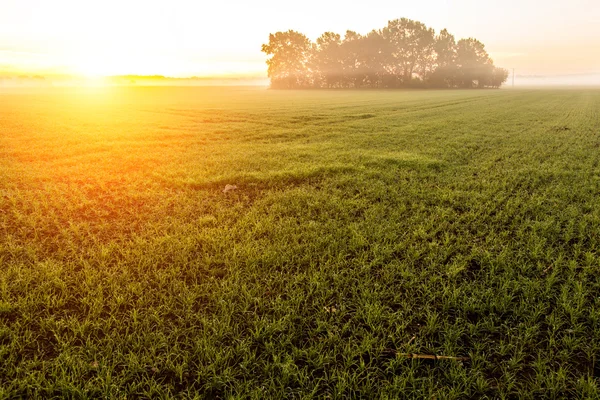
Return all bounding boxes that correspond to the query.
[1,86,600,398]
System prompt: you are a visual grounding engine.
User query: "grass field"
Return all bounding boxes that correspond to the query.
[1,86,600,398]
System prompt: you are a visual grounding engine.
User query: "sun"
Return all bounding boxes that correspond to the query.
[70,48,180,77]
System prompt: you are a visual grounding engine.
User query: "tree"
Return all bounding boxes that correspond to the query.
[339,30,389,88]
[261,30,313,89]
[456,38,493,88]
[490,67,509,88]
[427,29,457,87]
[382,18,435,85]
[262,20,508,89]
[313,32,344,88]
[360,30,388,88]
[340,31,365,88]
[434,29,456,68]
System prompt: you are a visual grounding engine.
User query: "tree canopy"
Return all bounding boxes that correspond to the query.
[262,19,509,89]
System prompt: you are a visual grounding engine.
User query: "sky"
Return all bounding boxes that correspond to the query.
[1,0,599,82]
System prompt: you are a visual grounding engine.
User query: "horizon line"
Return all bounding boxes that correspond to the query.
[2,72,600,81]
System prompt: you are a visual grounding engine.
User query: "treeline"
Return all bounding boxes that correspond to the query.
[262,18,509,89]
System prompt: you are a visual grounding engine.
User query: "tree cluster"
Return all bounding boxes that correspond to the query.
[261,18,509,89]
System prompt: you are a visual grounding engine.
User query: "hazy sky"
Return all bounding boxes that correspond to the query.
[1,0,599,79]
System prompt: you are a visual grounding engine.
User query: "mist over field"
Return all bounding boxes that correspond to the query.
[516,73,600,87]
[4,73,600,89]
[0,75,269,88]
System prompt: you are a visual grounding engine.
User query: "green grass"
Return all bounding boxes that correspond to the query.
[1,86,600,398]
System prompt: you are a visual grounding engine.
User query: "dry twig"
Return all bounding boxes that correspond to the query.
[396,353,469,361]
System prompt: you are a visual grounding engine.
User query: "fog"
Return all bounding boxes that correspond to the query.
[0,75,269,88]
[514,73,600,87]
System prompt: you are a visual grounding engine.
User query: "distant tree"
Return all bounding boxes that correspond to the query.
[340,31,365,88]
[261,30,313,89]
[434,29,456,67]
[382,18,435,85]
[427,29,458,87]
[263,20,508,89]
[338,30,390,88]
[456,38,493,88]
[489,67,510,88]
[361,30,389,88]
[313,32,344,88]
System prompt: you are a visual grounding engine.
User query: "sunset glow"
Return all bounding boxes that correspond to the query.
[1,0,599,82]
